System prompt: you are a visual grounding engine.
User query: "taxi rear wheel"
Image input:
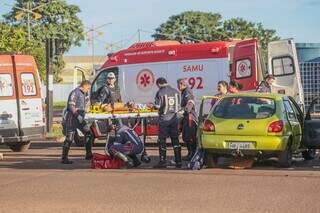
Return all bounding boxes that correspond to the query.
[204,151,217,168]
[278,139,293,168]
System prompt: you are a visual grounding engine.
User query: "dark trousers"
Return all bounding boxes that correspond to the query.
[182,115,197,147]
[107,138,144,156]
[158,117,180,151]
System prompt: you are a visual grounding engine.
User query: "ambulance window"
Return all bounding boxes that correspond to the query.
[236,59,252,79]
[92,68,119,92]
[272,56,294,76]
[0,74,13,97]
[21,73,37,96]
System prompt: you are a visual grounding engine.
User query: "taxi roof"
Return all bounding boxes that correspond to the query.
[222,92,287,100]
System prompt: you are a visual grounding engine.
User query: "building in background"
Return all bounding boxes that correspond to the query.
[61,55,106,83]
[296,43,320,112]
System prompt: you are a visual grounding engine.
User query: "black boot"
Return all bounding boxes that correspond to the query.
[61,142,73,164]
[182,143,191,161]
[115,152,134,169]
[141,150,151,163]
[84,133,93,160]
[85,141,93,160]
[174,146,182,168]
[154,148,167,168]
[129,154,141,167]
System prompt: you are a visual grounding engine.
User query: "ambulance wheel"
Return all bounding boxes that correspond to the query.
[74,132,85,147]
[8,141,31,152]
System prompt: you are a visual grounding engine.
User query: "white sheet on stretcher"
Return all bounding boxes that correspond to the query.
[85,112,159,121]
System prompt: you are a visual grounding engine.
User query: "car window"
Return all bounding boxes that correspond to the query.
[21,73,37,96]
[213,97,276,119]
[283,100,298,121]
[0,74,14,97]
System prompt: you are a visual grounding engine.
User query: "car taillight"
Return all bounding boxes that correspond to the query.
[202,119,215,132]
[268,120,284,133]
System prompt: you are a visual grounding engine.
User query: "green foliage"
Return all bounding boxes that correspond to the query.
[153,11,280,53]
[4,0,84,82]
[154,11,224,42]
[0,23,46,79]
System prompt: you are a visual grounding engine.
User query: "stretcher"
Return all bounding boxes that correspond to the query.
[85,111,159,146]
[85,111,159,121]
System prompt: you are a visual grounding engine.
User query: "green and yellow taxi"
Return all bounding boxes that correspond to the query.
[198,93,320,167]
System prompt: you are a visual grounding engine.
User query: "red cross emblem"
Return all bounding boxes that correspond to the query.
[136,69,154,91]
[0,80,5,92]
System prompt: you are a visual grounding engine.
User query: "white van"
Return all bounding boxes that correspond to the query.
[0,55,45,151]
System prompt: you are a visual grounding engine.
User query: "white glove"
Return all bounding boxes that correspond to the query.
[77,115,84,124]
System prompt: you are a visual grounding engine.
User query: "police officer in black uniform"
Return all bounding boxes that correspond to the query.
[177,78,197,161]
[95,72,122,105]
[61,80,94,164]
[153,77,182,168]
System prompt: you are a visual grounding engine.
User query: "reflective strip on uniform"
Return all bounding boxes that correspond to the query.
[164,94,169,114]
[175,93,179,112]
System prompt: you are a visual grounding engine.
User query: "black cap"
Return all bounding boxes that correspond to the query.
[156,77,167,85]
[266,74,275,80]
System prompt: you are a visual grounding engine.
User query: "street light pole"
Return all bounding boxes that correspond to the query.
[84,22,112,76]
[27,2,31,41]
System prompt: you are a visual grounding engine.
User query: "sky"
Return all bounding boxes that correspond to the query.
[1,0,320,56]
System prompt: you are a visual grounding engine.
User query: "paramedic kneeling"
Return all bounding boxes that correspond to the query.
[153,77,182,168]
[106,121,144,168]
[61,80,94,164]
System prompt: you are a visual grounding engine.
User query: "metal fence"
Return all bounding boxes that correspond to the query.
[300,62,320,113]
[42,83,75,102]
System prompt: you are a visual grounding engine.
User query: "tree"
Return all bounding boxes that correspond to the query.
[222,18,280,51]
[153,11,224,42]
[4,0,84,82]
[153,11,280,53]
[0,23,46,80]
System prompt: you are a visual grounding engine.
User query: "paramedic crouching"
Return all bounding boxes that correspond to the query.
[61,80,94,164]
[106,121,144,168]
[152,77,182,168]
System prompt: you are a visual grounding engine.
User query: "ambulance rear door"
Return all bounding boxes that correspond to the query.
[231,39,259,91]
[268,39,304,105]
[13,55,45,136]
[0,55,19,140]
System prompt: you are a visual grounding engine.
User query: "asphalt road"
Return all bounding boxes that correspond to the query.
[1,141,320,213]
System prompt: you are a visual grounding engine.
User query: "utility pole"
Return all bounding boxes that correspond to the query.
[46,38,54,132]
[138,29,141,42]
[27,2,31,41]
[84,22,112,76]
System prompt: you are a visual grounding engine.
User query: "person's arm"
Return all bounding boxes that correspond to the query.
[67,91,78,116]
[185,90,195,113]
[154,91,162,109]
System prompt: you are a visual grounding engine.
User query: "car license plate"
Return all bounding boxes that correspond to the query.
[228,142,253,150]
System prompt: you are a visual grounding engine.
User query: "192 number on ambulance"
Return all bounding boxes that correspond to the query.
[188,77,203,90]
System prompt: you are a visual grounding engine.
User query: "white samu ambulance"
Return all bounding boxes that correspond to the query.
[88,38,303,139]
[0,55,45,151]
